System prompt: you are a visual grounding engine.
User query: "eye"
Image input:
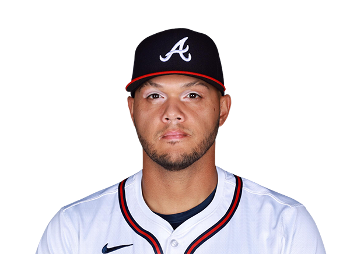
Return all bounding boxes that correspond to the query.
[187,93,201,99]
[147,93,161,99]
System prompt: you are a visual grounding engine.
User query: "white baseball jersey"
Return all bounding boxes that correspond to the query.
[36,167,325,254]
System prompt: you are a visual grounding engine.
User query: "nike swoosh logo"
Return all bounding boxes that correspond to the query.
[102,243,133,253]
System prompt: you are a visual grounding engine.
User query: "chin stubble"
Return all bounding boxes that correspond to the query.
[135,118,220,172]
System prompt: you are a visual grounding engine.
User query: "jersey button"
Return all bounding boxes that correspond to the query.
[170,239,178,247]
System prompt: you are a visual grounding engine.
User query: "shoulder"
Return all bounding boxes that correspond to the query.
[60,171,140,218]
[221,169,323,237]
[221,168,302,208]
[239,177,321,233]
[241,177,302,208]
[221,169,325,251]
[37,172,141,253]
[220,167,307,230]
[62,184,118,214]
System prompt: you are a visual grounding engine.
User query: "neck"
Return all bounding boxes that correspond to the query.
[141,144,217,215]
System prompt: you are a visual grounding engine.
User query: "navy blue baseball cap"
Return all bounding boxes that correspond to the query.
[126,28,225,97]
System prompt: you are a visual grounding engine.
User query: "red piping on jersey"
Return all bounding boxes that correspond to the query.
[119,175,242,254]
[185,175,243,254]
[125,71,226,91]
[119,180,162,254]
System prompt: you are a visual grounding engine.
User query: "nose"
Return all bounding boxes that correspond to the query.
[161,99,185,124]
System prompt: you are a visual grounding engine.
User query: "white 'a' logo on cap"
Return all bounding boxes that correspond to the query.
[160,37,191,62]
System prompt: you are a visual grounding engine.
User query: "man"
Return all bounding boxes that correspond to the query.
[36,28,326,254]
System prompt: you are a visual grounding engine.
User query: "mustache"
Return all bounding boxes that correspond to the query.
[133,118,193,141]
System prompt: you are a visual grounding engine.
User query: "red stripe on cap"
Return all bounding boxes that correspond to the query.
[125,71,225,91]
[185,176,242,254]
[119,180,162,254]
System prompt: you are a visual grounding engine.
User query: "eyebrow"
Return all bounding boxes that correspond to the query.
[141,80,162,89]
[181,80,210,90]
[138,79,209,92]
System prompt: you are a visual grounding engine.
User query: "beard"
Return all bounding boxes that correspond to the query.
[135,118,220,172]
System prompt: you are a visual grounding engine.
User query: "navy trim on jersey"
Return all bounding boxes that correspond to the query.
[184,175,243,254]
[118,179,164,254]
[154,186,216,229]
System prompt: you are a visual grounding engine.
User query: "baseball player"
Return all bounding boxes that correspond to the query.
[36,28,326,254]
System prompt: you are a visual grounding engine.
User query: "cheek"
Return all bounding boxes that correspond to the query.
[133,105,147,129]
[196,99,219,117]
[133,105,160,137]
[188,105,219,131]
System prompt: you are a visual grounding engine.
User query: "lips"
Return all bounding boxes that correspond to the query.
[160,130,189,140]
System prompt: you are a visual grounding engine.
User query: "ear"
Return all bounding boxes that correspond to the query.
[219,94,231,126]
[127,96,135,125]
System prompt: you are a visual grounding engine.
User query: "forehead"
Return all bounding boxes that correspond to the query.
[138,74,216,92]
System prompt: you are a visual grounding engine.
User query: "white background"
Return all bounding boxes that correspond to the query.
[0,0,350,253]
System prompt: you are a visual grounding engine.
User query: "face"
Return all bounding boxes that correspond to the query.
[128,75,231,171]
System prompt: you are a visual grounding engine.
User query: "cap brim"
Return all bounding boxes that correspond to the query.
[126,71,225,96]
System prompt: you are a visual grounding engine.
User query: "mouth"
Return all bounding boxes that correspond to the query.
[160,130,190,141]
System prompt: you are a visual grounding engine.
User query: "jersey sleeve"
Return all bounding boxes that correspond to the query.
[36,209,78,254]
[284,205,326,254]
